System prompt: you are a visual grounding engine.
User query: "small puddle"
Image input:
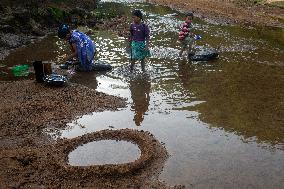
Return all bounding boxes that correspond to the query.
[68,140,141,166]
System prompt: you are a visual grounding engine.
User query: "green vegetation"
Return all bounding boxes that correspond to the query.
[48,7,69,22]
[270,1,284,8]
[92,10,117,19]
[92,2,126,19]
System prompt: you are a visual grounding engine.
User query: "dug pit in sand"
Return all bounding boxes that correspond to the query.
[1,129,184,188]
[56,129,169,176]
[53,129,184,188]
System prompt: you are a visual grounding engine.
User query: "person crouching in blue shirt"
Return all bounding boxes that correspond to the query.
[58,24,96,71]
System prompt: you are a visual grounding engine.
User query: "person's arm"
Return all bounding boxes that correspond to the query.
[189,23,195,36]
[145,38,150,50]
[144,24,150,50]
[64,43,77,62]
[128,24,133,48]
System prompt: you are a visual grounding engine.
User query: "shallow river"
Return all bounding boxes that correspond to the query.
[1,0,283,188]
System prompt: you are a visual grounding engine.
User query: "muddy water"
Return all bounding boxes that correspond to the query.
[1,0,284,188]
[68,140,141,166]
[0,36,67,80]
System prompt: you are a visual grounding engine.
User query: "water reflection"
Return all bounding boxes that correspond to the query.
[68,140,141,166]
[177,60,284,147]
[0,36,62,81]
[177,59,194,94]
[129,74,151,126]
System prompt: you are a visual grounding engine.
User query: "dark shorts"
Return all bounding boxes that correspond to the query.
[180,37,194,48]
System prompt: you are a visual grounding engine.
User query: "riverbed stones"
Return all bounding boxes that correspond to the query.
[0,33,31,48]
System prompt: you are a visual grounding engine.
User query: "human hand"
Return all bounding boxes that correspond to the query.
[194,35,201,40]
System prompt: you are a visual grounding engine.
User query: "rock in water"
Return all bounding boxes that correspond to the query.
[190,48,219,61]
[59,60,112,72]
[92,60,112,71]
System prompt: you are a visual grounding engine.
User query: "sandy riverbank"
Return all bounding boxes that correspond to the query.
[148,0,284,28]
[0,80,184,188]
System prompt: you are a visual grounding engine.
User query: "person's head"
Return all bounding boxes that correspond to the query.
[58,24,71,40]
[185,12,194,23]
[132,10,143,23]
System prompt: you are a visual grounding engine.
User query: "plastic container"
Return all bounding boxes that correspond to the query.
[43,62,52,75]
[43,74,67,87]
[12,64,30,77]
[33,61,44,82]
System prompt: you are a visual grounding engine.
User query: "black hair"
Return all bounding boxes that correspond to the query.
[58,23,70,39]
[186,12,194,17]
[132,9,143,20]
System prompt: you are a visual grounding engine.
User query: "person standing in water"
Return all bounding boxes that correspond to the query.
[58,24,96,71]
[178,12,195,57]
[128,10,151,71]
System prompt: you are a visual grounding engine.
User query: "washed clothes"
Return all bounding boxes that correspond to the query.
[69,30,96,71]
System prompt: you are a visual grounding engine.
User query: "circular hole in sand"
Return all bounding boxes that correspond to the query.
[68,140,141,166]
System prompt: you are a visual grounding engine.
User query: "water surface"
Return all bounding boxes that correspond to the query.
[68,140,141,166]
[1,1,283,188]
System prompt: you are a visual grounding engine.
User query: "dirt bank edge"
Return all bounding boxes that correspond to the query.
[147,0,284,28]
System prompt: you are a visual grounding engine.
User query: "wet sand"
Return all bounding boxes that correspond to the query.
[148,0,284,28]
[0,80,184,188]
[0,80,126,149]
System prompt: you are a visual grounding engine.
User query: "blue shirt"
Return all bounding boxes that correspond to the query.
[69,30,96,71]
